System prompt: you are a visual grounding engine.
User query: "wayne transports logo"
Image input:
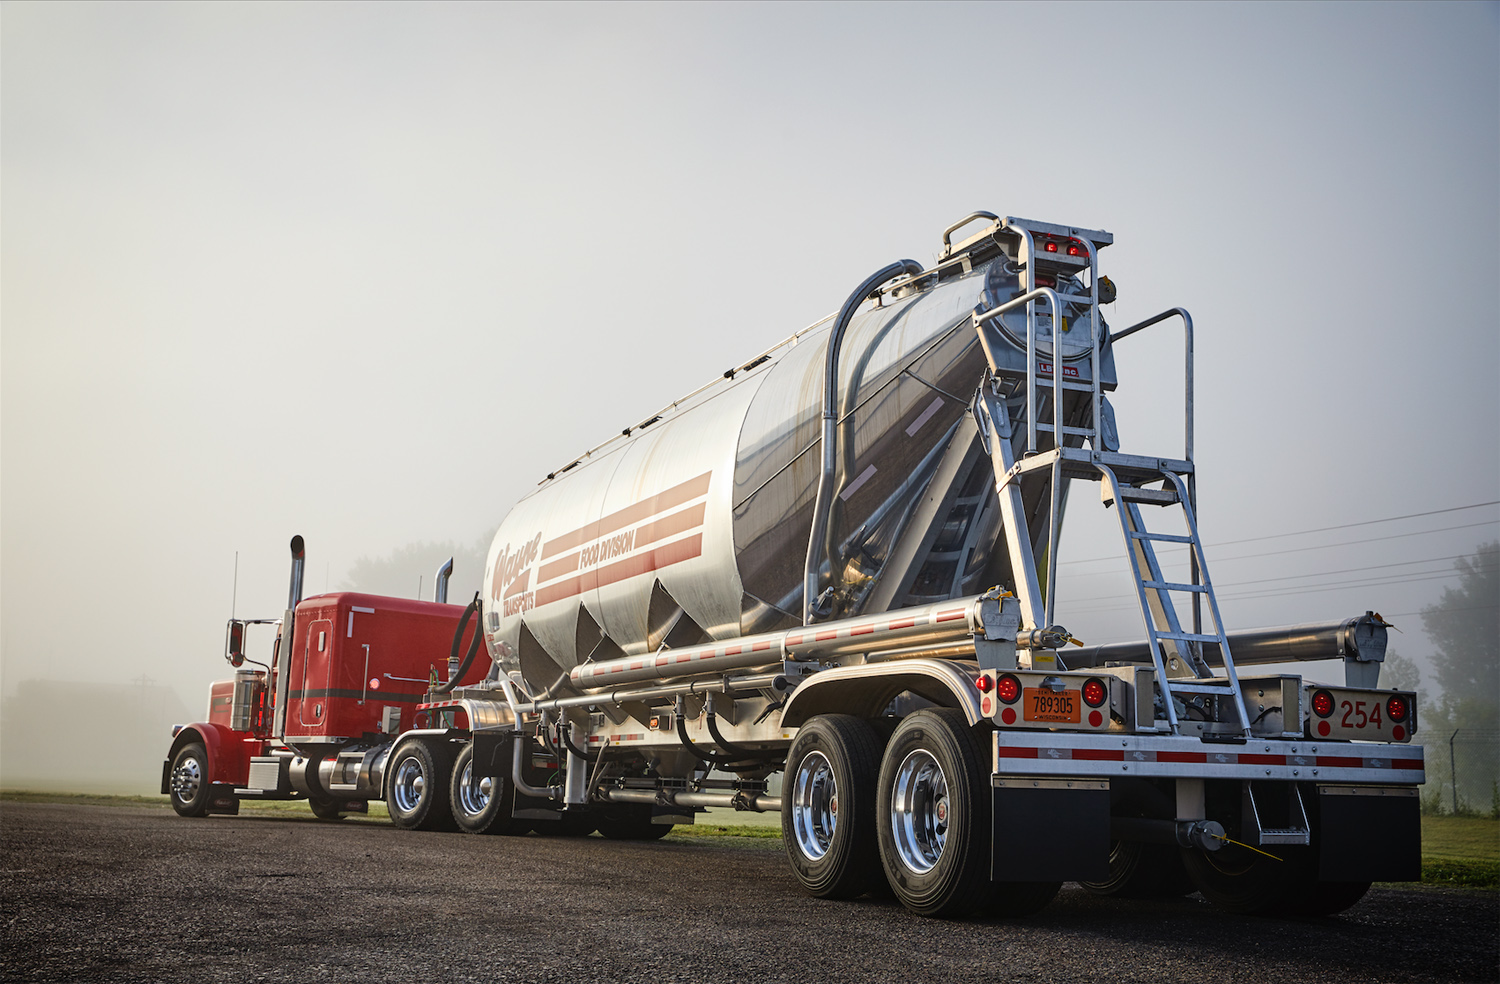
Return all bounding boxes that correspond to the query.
[493,472,712,619]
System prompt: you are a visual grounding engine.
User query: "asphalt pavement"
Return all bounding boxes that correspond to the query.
[1,802,1495,983]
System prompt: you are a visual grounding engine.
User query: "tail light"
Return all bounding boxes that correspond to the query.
[996,674,1021,704]
[1386,695,1409,721]
[975,674,994,693]
[1311,689,1335,718]
[1043,239,1059,253]
[1081,678,1108,707]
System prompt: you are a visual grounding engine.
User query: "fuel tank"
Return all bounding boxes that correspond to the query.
[482,231,1116,690]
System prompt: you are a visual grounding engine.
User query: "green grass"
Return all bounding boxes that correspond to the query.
[1421,815,1499,861]
[664,823,782,840]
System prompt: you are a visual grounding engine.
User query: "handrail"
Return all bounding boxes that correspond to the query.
[972,286,1066,455]
[1111,306,1197,629]
[940,210,999,256]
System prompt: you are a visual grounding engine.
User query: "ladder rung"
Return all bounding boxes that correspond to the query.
[1129,531,1195,543]
[1110,487,1179,505]
[1155,632,1224,643]
[1141,581,1208,593]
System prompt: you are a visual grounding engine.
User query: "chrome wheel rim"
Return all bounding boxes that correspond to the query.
[890,749,948,874]
[457,760,490,817]
[391,756,426,813]
[171,756,202,803]
[791,750,837,861]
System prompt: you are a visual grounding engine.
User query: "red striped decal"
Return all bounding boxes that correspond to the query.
[724,645,742,656]
[815,630,838,641]
[537,552,580,584]
[888,618,916,630]
[504,572,532,598]
[1316,756,1364,769]
[936,608,967,622]
[1072,748,1124,761]
[851,625,874,636]
[1240,754,1285,766]
[535,533,703,607]
[753,641,772,651]
[655,656,668,667]
[1156,751,1207,763]
[676,653,692,663]
[542,473,712,559]
[995,746,1039,759]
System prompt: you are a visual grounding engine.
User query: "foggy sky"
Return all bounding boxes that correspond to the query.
[2,2,1497,790]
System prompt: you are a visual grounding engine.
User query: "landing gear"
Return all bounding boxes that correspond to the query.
[876,709,992,917]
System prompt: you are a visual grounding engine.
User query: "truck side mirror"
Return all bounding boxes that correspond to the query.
[226,621,245,667]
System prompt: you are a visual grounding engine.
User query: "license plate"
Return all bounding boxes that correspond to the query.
[1023,688,1079,724]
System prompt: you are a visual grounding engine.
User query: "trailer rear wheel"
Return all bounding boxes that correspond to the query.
[386,738,458,832]
[782,714,883,899]
[308,796,347,821]
[449,744,529,835]
[1181,843,1314,915]
[1082,840,1194,898]
[1290,880,1371,916]
[169,743,211,818]
[876,709,991,917]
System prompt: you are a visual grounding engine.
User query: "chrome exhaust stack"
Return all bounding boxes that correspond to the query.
[287,535,306,609]
[273,535,305,740]
[434,556,454,604]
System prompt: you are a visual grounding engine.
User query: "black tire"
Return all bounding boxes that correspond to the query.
[876,708,992,918]
[1082,840,1195,898]
[1181,843,1315,915]
[988,880,1061,917]
[449,744,529,835]
[385,738,459,832]
[782,714,884,899]
[168,742,212,818]
[596,802,673,840]
[308,796,346,821]
[1289,880,1371,917]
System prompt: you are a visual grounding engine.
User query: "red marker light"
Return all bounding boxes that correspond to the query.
[975,674,994,693]
[1081,679,1108,707]
[1044,240,1059,253]
[1312,689,1335,718]
[996,674,1021,704]
[1386,695,1409,721]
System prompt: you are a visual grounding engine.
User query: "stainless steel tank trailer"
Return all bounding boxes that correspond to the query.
[168,211,1420,920]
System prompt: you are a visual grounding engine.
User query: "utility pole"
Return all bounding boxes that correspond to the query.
[1449,729,1460,815]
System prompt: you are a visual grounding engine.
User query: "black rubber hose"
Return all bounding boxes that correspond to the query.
[705,711,759,758]
[434,593,482,694]
[676,712,734,765]
[560,725,598,762]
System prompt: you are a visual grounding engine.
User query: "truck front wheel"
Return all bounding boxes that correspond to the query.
[876,709,992,918]
[782,714,883,899]
[169,743,212,818]
[385,738,458,832]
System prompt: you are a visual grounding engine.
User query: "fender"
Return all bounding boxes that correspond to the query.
[779,658,985,728]
[164,723,251,790]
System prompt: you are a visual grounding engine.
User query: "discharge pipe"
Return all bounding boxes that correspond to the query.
[803,258,926,623]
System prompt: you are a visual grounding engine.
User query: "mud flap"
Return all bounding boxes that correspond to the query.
[1316,785,1421,881]
[992,777,1110,881]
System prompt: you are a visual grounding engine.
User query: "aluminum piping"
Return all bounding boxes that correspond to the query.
[1067,615,1387,669]
[803,258,926,624]
[571,594,1002,689]
[596,788,781,813]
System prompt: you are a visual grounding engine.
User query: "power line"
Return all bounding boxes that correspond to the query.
[1205,501,1499,547]
[1060,519,1499,567]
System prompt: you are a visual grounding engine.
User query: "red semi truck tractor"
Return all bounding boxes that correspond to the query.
[162,539,490,820]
